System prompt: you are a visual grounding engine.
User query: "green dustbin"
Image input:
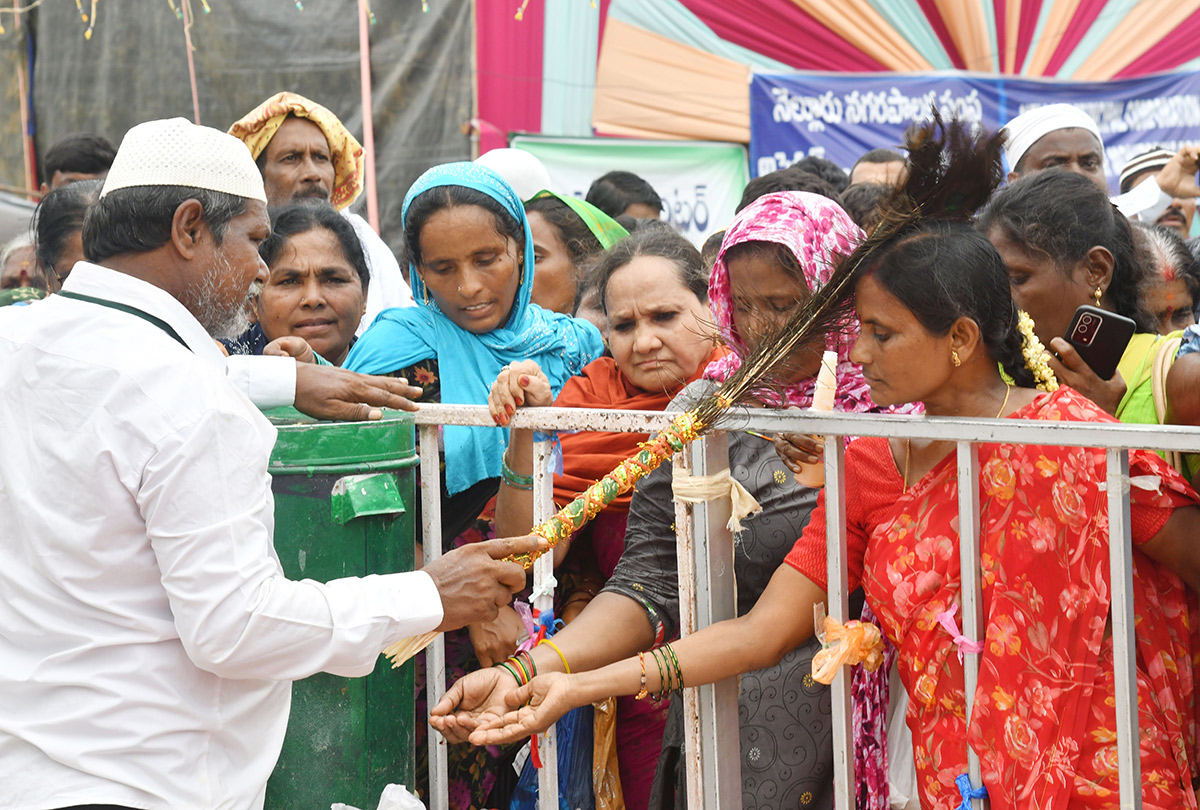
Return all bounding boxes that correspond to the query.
[265,408,420,810]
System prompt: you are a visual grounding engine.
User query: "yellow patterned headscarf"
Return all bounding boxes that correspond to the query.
[228,92,364,211]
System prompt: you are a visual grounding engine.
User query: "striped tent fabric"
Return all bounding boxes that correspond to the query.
[474,0,1200,145]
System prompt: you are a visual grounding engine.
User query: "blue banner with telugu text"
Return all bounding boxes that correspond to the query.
[750,71,1200,193]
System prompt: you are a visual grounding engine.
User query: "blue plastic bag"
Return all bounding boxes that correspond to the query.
[509,703,595,810]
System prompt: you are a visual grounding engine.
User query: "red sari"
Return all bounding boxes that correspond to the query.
[787,387,1198,809]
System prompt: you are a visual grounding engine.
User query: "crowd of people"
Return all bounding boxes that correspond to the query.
[4,94,1200,810]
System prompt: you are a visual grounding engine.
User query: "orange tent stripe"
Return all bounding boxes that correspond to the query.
[1071,0,1200,79]
[931,0,995,72]
[1024,0,1083,75]
[1005,0,1023,73]
[791,0,934,72]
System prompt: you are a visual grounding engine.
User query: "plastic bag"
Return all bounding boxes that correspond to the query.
[812,606,885,684]
[510,703,595,810]
[332,783,427,810]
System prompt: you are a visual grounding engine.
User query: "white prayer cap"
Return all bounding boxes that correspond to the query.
[101,118,267,203]
[473,148,553,202]
[1001,103,1104,172]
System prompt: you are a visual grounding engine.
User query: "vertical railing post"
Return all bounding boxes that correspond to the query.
[1106,448,1142,810]
[686,432,742,807]
[419,425,449,810]
[823,434,853,808]
[672,447,703,809]
[956,442,988,809]
[532,436,559,810]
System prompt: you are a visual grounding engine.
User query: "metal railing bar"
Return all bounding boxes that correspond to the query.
[531,438,559,810]
[955,442,988,809]
[1106,448,1142,810]
[687,433,742,807]
[673,448,704,810]
[408,404,1200,454]
[824,435,854,810]
[419,424,449,810]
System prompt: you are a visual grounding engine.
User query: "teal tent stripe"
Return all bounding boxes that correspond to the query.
[1058,0,1138,77]
[608,0,792,72]
[541,3,600,136]
[866,0,955,70]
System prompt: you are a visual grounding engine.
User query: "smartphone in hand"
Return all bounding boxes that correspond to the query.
[1063,305,1136,380]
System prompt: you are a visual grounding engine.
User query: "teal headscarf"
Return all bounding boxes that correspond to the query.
[344,162,603,495]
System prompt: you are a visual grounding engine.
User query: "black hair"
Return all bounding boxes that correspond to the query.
[34,179,103,272]
[82,186,250,264]
[42,133,116,182]
[403,184,524,268]
[977,168,1153,331]
[789,155,850,193]
[592,222,707,312]
[851,148,905,170]
[736,168,843,213]
[840,182,890,233]
[585,171,663,219]
[722,239,810,290]
[700,229,725,273]
[1132,221,1200,301]
[524,195,605,272]
[259,202,370,290]
[858,222,1037,388]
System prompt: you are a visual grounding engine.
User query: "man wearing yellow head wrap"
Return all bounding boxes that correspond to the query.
[230,92,414,333]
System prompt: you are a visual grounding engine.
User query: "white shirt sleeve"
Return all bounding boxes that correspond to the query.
[140,406,443,681]
[344,211,415,336]
[1112,175,1172,221]
[225,354,297,410]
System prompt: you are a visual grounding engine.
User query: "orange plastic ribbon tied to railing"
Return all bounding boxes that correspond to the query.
[811,608,885,685]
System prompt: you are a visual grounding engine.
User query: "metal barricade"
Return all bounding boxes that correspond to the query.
[412,403,1200,810]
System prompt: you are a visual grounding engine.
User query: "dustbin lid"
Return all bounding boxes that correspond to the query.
[266,407,418,475]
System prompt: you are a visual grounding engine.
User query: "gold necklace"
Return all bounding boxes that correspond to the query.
[903,383,1011,493]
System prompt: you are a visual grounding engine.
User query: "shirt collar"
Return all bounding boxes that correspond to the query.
[61,262,229,370]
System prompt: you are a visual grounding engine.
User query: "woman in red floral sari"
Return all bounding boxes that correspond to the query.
[464,126,1200,810]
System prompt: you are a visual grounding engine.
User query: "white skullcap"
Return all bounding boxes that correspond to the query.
[1001,103,1104,172]
[101,117,267,203]
[473,148,553,202]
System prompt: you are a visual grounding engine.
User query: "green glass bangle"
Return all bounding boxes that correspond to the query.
[496,660,522,685]
[665,643,685,691]
[501,455,534,490]
[651,647,669,699]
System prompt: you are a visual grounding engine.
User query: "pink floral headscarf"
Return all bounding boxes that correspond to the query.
[704,191,875,412]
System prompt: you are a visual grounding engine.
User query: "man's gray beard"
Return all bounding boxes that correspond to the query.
[187,254,260,340]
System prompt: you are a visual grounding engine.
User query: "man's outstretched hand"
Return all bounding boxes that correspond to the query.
[293,363,422,422]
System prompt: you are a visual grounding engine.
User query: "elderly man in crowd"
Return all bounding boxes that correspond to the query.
[229,92,413,333]
[1001,102,1200,221]
[0,118,539,810]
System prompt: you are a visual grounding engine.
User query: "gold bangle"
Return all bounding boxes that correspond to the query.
[537,638,571,674]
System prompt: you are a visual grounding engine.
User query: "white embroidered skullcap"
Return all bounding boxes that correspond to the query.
[101,118,267,202]
[1001,103,1104,171]
[473,148,553,202]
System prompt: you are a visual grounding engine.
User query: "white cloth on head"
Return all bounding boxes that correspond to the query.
[474,148,553,201]
[1001,103,1103,171]
[102,117,267,202]
[0,262,442,810]
[344,209,415,335]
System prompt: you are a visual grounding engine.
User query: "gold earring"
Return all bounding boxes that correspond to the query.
[1094,286,1103,305]
[952,349,961,367]
[422,285,429,305]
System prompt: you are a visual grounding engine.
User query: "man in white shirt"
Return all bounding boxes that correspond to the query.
[1001,102,1200,221]
[0,118,539,810]
[228,92,415,334]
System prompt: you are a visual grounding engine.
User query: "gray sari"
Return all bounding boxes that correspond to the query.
[604,382,840,810]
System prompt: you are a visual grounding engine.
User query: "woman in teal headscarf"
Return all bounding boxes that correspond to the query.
[344,162,602,810]
[345,163,602,499]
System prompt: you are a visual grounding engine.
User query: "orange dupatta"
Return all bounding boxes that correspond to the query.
[551,345,727,512]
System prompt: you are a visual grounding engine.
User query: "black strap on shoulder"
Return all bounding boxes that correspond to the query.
[58,291,192,352]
